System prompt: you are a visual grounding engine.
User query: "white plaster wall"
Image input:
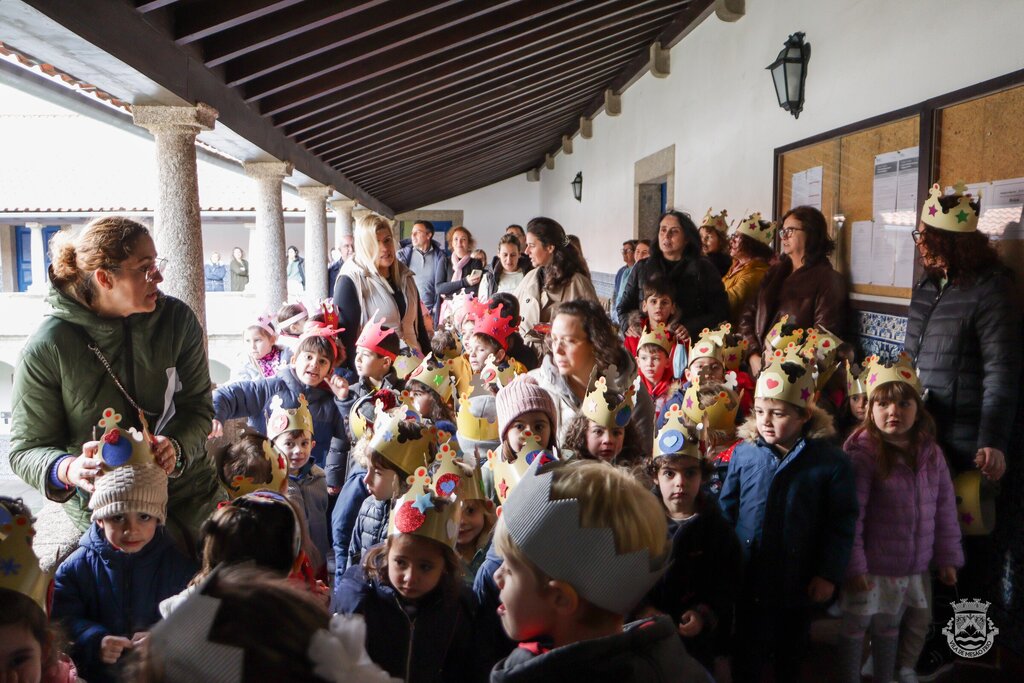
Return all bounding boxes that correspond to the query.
[433,0,1024,275]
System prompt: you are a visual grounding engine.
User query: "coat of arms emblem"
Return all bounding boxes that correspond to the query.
[942,598,999,658]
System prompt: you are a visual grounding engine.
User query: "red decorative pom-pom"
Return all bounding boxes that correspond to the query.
[394,500,425,533]
[103,430,120,445]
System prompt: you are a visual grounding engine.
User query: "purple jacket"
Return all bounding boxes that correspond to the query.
[843,430,964,578]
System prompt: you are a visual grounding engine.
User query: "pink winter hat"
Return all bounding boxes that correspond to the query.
[495,376,557,442]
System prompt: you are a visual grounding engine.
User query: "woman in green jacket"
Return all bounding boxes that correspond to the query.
[9,216,221,548]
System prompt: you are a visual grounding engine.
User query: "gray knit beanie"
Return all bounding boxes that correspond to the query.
[89,463,168,523]
[495,375,558,442]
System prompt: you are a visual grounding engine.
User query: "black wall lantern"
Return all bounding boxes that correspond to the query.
[571,172,583,202]
[767,32,810,119]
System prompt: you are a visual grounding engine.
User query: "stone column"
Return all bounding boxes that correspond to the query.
[132,103,218,330]
[329,199,356,245]
[299,185,332,301]
[25,222,47,294]
[243,161,293,312]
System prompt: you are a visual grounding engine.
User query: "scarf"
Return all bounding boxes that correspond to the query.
[451,253,471,281]
[256,346,282,378]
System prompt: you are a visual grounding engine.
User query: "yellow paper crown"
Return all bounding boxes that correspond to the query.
[225,440,289,499]
[689,333,724,366]
[800,328,844,391]
[388,467,461,549]
[407,353,454,403]
[681,380,740,432]
[764,314,807,352]
[755,347,817,408]
[392,351,422,381]
[267,394,314,442]
[920,182,980,233]
[480,354,524,392]
[734,211,777,246]
[456,394,499,443]
[863,352,921,398]
[96,408,156,470]
[432,436,487,502]
[654,403,703,460]
[845,360,867,397]
[699,322,748,371]
[0,500,51,614]
[638,322,674,356]
[581,370,636,430]
[369,410,435,476]
[486,430,556,504]
[700,208,730,233]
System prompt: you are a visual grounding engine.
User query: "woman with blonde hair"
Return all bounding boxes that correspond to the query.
[334,214,430,371]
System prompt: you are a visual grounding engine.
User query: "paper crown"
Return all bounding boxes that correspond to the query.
[921,182,980,233]
[637,322,674,355]
[348,390,399,441]
[472,303,516,351]
[224,440,289,499]
[480,354,524,393]
[654,403,703,459]
[800,328,843,391]
[681,380,740,432]
[688,334,723,366]
[734,211,777,246]
[0,500,51,614]
[448,353,474,398]
[486,430,556,504]
[764,314,807,352]
[298,321,345,361]
[862,352,921,398]
[432,436,487,502]
[392,350,422,381]
[755,348,817,408]
[96,408,156,470]
[253,314,277,338]
[500,461,670,615]
[369,410,435,476]
[408,353,454,403]
[700,208,730,233]
[317,299,341,330]
[356,314,398,360]
[845,360,867,397]
[267,394,314,442]
[699,322,748,371]
[388,467,461,549]
[581,367,637,430]
[456,394,499,443]
[445,291,482,331]
[954,470,996,536]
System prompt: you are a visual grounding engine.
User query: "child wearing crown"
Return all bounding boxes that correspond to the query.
[561,370,645,467]
[231,314,283,382]
[836,354,962,683]
[490,459,708,682]
[634,322,677,422]
[335,467,482,683]
[404,354,458,424]
[623,274,685,356]
[339,317,405,418]
[677,379,742,505]
[718,351,858,682]
[51,410,196,683]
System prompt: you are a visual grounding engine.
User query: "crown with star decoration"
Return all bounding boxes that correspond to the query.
[700,208,730,233]
[431,434,487,502]
[755,347,817,408]
[223,438,289,499]
[681,378,740,432]
[734,211,777,246]
[456,393,499,443]
[407,353,455,403]
[654,403,704,460]
[392,349,423,381]
[317,299,341,329]
[862,352,921,398]
[0,499,52,614]
[800,328,844,391]
[267,394,315,442]
[581,366,637,430]
[369,409,436,476]
[845,360,867,397]
[637,321,674,355]
[388,467,462,549]
[486,430,556,504]
[355,314,398,360]
[480,353,524,393]
[764,314,807,352]
[920,182,980,233]
[472,302,516,351]
[698,323,748,371]
[95,408,157,470]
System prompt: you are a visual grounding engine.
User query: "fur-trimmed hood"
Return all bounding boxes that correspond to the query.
[736,403,836,443]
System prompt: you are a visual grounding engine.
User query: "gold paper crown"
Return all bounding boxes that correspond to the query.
[637,322,674,355]
[407,353,454,403]
[369,410,435,476]
[431,436,487,502]
[699,322,748,371]
[225,440,289,499]
[700,208,730,233]
[581,369,636,430]
[654,403,703,459]
[96,408,156,470]
[755,347,816,408]
[480,354,524,392]
[392,351,422,381]
[800,329,843,391]
[921,182,980,233]
[456,394,499,443]
[863,352,921,398]
[388,467,461,549]
[764,314,806,352]
[688,333,723,365]
[486,430,556,504]
[448,354,474,398]
[0,500,51,613]
[681,380,739,432]
[267,394,314,442]
[734,211,777,246]
[845,360,867,397]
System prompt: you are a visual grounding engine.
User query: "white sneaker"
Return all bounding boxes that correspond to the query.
[897,666,920,683]
[861,654,874,677]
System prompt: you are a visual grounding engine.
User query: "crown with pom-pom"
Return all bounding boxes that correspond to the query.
[734,211,777,246]
[480,354,524,393]
[0,499,51,614]
[581,366,637,430]
[700,208,730,233]
[432,436,487,502]
[920,182,980,233]
[388,467,462,549]
[756,347,816,407]
[456,394,499,443]
[863,352,921,398]
[486,430,556,504]
[800,328,843,391]
[654,403,704,460]
[845,360,867,397]
[472,303,516,351]
[681,379,740,432]
[369,409,435,476]
[698,322,748,371]
[764,314,807,352]
[408,353,455,403]
[224,439,289,499]
[637,322,674,356]
[355,314,398,360]
[95,408,156,470]
[267,394,315,442]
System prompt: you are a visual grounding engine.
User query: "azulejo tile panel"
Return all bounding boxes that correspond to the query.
[854,310,908,361]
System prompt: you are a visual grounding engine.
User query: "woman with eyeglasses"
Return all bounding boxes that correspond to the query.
[8,215,221,550]
[738,206,848,376]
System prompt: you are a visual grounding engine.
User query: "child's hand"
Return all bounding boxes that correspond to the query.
[131,631,150,658]
[151,436,176,474]
[677,610,704,637]
[668,323,690,344]
[845,575,873,593]
[327,374,350,400]
[974,447,1006,481]
[100,635,132,664]
[328,486,341,496]
[938,566,958,586]
[66,450,102,492]
[807,576,835,603]
[208,419,223,439]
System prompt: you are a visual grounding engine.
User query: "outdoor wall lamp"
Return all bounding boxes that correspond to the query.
[767,32,810,119]
[571,172,583,202]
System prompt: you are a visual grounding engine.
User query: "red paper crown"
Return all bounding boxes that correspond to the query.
[472,303,515,350]
[356,314,398,360]
[299,321,345,361]
[318,299,340,329]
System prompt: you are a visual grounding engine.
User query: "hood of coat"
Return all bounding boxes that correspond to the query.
[737,403,836,443]
[46,274,167,344]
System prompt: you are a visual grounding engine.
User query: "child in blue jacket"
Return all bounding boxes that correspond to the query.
[718,351,858,683]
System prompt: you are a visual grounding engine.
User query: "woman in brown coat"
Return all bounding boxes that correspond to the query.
[739,206,848,375]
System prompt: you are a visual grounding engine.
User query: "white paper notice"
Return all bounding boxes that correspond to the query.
[850,221,874,285]
[805,165,823,210]
[873,151,900,222]
[886,225,916,288]
[870,222,895,286]
[791,170,807,210]
[894,146,920,221]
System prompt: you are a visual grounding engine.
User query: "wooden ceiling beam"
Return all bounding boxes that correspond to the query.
[377,150,545,199]
[174,0,305,45]
[135,0,180,12]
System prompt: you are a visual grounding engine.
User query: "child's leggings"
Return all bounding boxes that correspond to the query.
[837,609,904,683]
[898,573,933,669]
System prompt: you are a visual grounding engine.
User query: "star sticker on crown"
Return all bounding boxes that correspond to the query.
[412,493,434,514]
[920,182,980,233]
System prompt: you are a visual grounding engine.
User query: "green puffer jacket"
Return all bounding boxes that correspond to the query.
[9,284,223,543]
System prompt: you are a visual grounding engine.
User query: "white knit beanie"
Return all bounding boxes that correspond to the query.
[89,464,168,523]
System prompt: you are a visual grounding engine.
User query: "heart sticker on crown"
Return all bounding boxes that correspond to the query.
[659,430,683,453]
[435,472,460,497]
[766,378,780,389]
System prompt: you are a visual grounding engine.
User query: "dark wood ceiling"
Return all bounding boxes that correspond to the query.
[110,1,712,212]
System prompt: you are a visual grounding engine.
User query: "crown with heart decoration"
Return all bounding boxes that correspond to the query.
[799,328,844,391]
[700,208,730,233]
[0,499,51,614]
[486,430,556,504]
[581,366,637,430]
[764,314,807,352]
[698,322,748,371]
[431,434,487,502]
[267,394,315,442]
[920,182,980,233]
[863,352,921,398]
[653,403,704,460]
[755,346,817,408]
[480,353,524,393]
[734,211,777,246]
[388,467,462,549]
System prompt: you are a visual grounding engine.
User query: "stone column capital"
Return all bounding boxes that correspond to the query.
[329,199,358,214]
[298,184,334,201]
[132,102,218,132]
[243,160,293,180]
